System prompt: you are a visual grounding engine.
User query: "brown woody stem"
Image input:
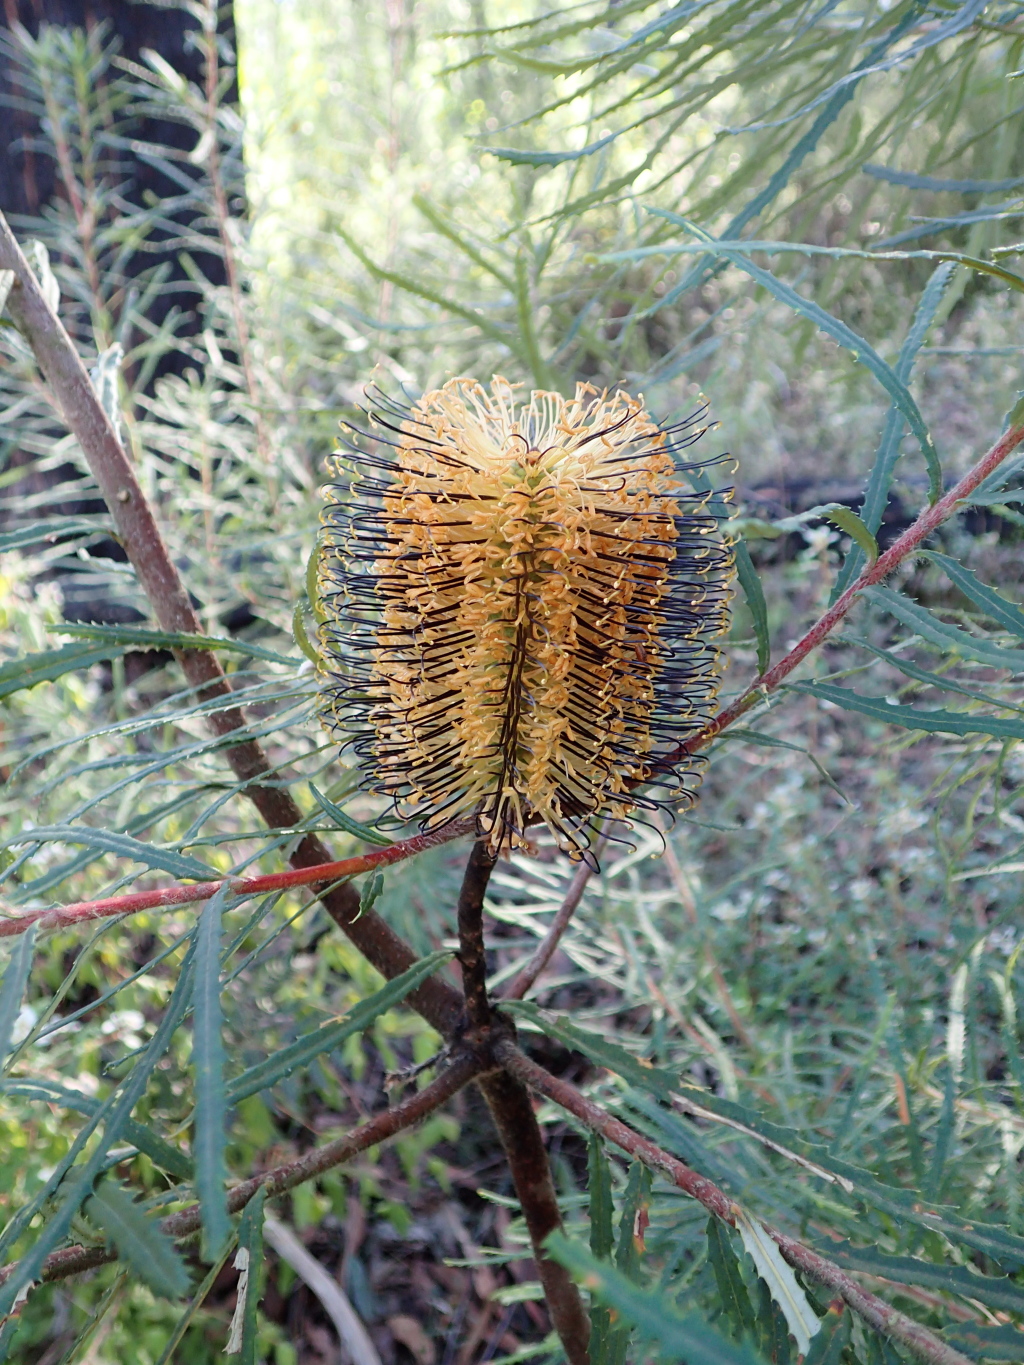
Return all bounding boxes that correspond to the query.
[478,1069,591,1365]
[0,1055,481,1289]
[496,1041,973,1365]
[457,839,497,1027]
[0,209,463,1039]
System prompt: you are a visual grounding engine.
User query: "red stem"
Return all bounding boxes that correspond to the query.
[667,416,1024,763]
[0,819,474,940]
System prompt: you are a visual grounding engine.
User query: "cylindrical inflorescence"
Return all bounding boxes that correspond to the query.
[317,376,733,861]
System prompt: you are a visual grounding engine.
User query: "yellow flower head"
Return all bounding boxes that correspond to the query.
[317,376,732,860]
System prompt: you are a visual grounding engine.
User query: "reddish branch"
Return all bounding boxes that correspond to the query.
[0,1054,482,1289]
[496,1041,975,1365]
[669,414,1024,762]
[0,819,474,941]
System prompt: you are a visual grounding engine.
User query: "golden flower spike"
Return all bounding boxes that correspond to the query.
[317,376,733,864]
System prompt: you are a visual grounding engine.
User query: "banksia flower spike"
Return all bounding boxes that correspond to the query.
[317,377,732,862]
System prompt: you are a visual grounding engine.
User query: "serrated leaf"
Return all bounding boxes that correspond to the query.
[0,925,36,1069]
[941,1323,1024,1361]
[226,949,451,1104]
[819,1242,1024,1317]
[924,553,1024,641]
[52,622,296,665]
[0,642,128,701]
[865,587,1024,670]
[86,1180,189,1298]
[309,784,392,846]
[488,131,619,167]
[546,1234,767,1365]
[193,887,231,1262]
[733,1206,819,1356]
[707,1219,756,1344]
[790,681,1024,742]
[733,540,769,674]
[0,825,216,882]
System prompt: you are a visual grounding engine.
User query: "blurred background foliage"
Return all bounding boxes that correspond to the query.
[3,1,1024,1362]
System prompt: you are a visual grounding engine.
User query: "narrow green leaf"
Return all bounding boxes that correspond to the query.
[588,1135,614,1261]
[733,540,769,674]
[925,1068,955,1201]
[790,681,1024,742]
[86,1179,190,1298]
[707,1219,756,1344]
[588,1135,614,1365]
[194,888,231,1261]
[233,1188,267,1362]
[0,642,128,702]
[227,949,451,1104]
[865,587,1024,670]
[3,1080,193,1181]
[505,1001,679,1099]
[941,1323,1024,1361]
[607,1161,650,1365]
[0,925,36,1068]
[833,261,955,599]
[0,944,195,1316]
[0,269,13,315]
[310,784,392,846]
[52,622,296,666]
[0,825,215,881]
[0,517,111,553]
[546,1234,767,1365]
[819,1242,1024,1317]
[837,633,1024,713]
[863,164,1024,194]
[719,729,845,799]
[655,214,942,502]
[924,552,1024,641]
[488,131,618,167]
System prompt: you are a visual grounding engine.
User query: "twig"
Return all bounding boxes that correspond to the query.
[1,1054,481,1289]
[477,1070,591,1365]
[501,837,605,1001]
[496,1041,973,1365]
[457,839,498,1027]
[667,415,1024,767]
[0,209,463,1039]
[263,1215,382,1365]
[0,819,475,941]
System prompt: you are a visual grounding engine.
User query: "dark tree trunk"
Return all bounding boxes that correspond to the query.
[0,0,237,341]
